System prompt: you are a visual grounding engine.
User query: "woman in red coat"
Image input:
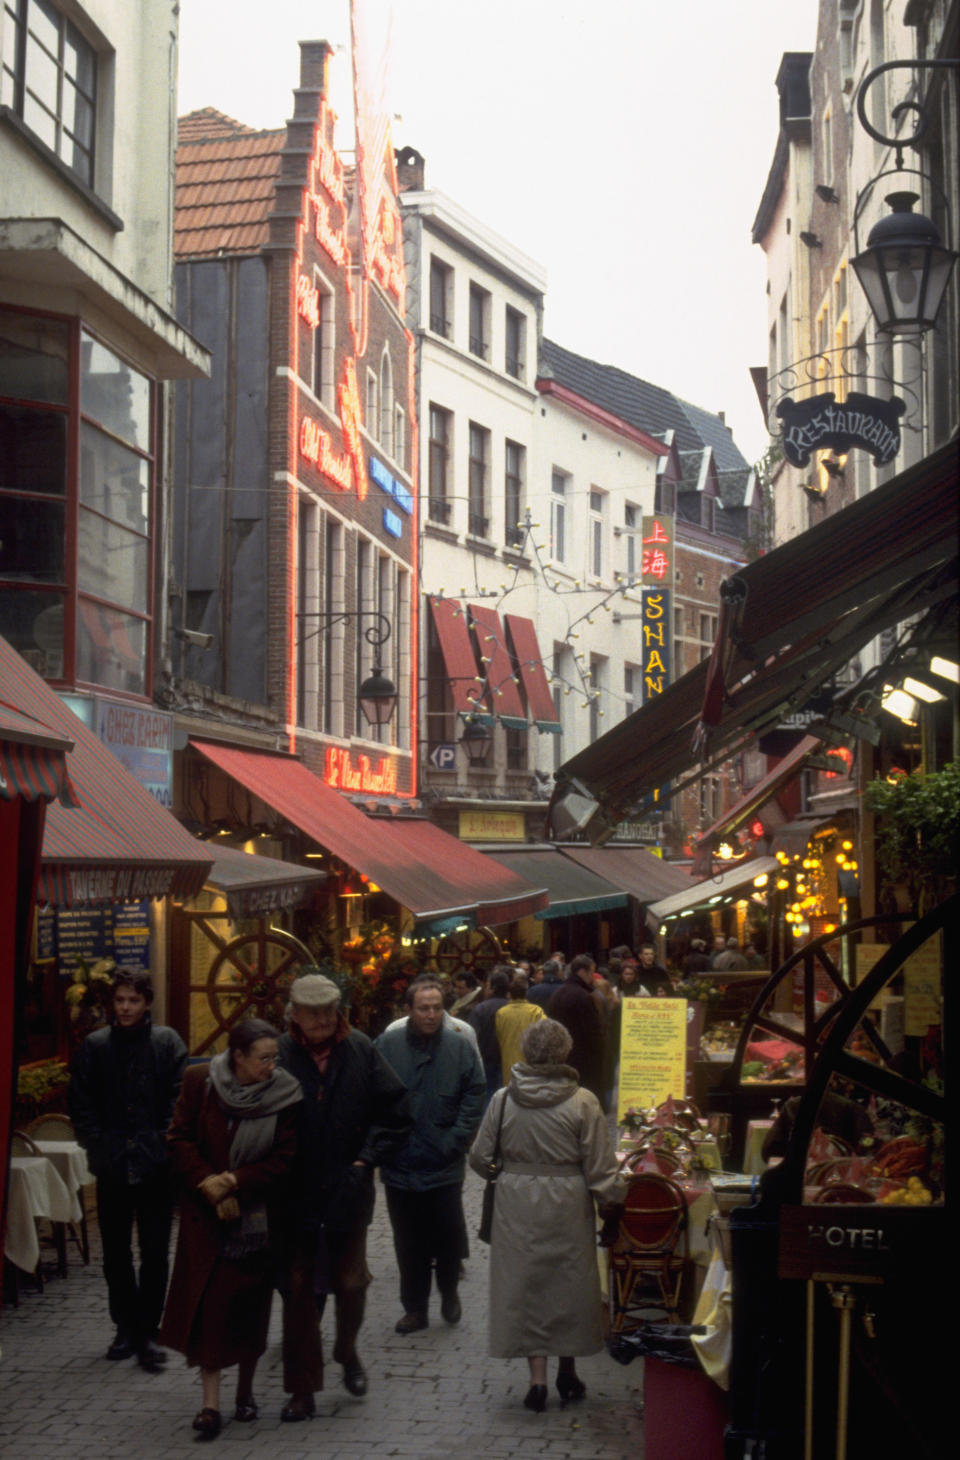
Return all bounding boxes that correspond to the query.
[159,1019,301,1440]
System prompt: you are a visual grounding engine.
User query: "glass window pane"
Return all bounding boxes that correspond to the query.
[22,89,56,148]
[24,33,58,110]
[2,65,15,109]
[59,127,92,184]
[27,0,60,56]
[0,494,65,581]
[0,588,65,679]
[76,599,146,695]
[0,310,70,404]
[79,421,150,534]
[64,23,95,97]
[77,506,149,614]
[80,335,152,451]
[63,84,94,148]
[0,404,67,494]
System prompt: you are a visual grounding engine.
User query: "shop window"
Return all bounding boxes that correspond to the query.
[1,0,98,188]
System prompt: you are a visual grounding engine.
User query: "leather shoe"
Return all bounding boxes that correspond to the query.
[395,1311,428,1335]
[234,1396,258,1422]
[192,1408,221,1441]
[280,1393,315,1422]
[343,1358,368,1396]
[138,1339,167,1372]
[105,1331,136,1361]
[440,1291,462,1325]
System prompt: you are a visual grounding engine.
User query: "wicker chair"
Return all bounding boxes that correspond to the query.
[608,1173,689,1333]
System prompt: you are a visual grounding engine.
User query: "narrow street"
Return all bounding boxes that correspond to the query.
[0,1168,645,1459]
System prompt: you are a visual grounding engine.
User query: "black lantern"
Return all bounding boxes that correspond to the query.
[358,665,398,726]
[460,718,492,766]
[852,192,958,333]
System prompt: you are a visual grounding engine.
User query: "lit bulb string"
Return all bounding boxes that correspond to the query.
[421,509,655,720]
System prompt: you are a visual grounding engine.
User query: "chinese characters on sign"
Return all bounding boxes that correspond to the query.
[640,514,674,705]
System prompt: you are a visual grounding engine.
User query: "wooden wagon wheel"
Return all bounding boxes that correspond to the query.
[434,926,502,977]
[190,924,310,1056]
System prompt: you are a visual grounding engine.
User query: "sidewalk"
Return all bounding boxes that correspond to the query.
[1,1169,645,1459]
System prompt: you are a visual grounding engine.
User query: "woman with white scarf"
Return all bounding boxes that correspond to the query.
[160,1018,302,1441]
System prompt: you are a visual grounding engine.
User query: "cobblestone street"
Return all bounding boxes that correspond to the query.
[1,1169,645,1459]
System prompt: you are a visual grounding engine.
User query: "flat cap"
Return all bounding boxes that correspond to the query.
[289,972,341,1007]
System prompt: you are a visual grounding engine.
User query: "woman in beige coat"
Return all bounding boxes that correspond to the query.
[469,1018,626,1412]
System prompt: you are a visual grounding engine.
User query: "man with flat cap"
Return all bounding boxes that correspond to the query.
[276,972,411,1421]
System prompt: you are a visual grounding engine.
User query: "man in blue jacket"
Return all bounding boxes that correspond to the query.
[69,967,186,1372]
[375,975,484,1334]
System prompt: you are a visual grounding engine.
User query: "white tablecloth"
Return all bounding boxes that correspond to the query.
[4,1156,80,1274]
[32,1139,92,1195]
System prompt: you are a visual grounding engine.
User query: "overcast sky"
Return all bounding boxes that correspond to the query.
[177,0,821,464]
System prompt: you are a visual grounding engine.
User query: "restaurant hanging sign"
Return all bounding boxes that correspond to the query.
[776,391,905,468]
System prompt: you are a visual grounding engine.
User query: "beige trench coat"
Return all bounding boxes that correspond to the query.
[469,1062,626,1358]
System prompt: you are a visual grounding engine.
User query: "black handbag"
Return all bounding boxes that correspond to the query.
[477,1090,508,1244]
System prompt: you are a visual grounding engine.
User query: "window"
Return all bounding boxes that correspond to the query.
[355,536,371,736]
[698,611,717,662]
[2,0,97,187]
[427,404,451,524]
[550,469,567,562]
[588,655,606,742]
[296,498,319,731]
[504,439,524,547]
[467,422,489,537]
[0,309,155,694]
[701,495,715,532]
[656,478,676,514]
[505,306,525,379]
[589,489,605,578]
[393,404,406,471]
[552,642,569,772]
[366,370,378,440]
[379,350,393,456]
[623,663,639,719]
[506,726,527,771]
[469,283,490,360]
[429,256,452,338]
[624,503,637,579]
[321,517,344,736]
[311,275,335,408]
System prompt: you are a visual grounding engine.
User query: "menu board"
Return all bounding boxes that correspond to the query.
[903,934,942,1037]
[618,999,688,1121]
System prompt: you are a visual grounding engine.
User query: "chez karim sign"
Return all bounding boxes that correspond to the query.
[776,391,905,469]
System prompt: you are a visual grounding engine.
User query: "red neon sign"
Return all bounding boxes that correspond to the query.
[324,746,398,795]
[643,520,670,544]
[642,548,670,579]
[297,273,320,327]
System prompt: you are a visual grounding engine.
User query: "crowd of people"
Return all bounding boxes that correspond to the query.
[67,942,746,1438]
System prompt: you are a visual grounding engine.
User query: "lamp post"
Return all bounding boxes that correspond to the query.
[852,60,960,334]
[297,609,398,726]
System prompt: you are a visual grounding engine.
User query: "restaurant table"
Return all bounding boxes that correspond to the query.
[744,1119,774,1175]
[32,1139,92,1197]
[4,1155,80,1274]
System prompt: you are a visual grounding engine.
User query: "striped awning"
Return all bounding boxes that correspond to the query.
[504,615,561,732]
[469,604,528,728]
[0,705,75,804]
[428,596,492,723]
[0,636,213,906]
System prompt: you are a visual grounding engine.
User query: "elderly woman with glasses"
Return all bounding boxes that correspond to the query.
[469,1017,626,1413]
[159,1018,302,1441]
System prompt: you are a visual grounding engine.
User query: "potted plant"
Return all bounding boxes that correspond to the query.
[864,761,959,915]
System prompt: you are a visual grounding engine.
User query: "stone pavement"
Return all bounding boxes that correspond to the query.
[1,1169,646,1459]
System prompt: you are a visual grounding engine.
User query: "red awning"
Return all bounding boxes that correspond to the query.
[558,844,693,903]
[0,636,213,906]
[192,740,549,925]
[468,604,528,728]
[695,735,823,848]
[428,596,491,722]
[504,614,560,732]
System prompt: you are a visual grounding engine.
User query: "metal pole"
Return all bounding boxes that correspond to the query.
[804,1279,816,1460]
[829,1284,857,1460]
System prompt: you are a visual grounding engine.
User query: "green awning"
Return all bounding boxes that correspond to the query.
[481,847,628,921]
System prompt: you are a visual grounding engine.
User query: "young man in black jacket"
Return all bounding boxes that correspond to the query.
[69,967,187,1371]
[276,972,411,1421]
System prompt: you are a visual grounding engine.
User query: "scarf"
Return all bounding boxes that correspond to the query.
[207,1052,302,1258]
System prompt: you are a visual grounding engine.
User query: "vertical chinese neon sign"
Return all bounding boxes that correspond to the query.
[641,515,674,704]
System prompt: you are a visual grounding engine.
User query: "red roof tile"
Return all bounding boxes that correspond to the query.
[175,111,285,260]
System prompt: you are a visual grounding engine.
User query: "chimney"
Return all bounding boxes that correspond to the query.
[395,146,425,192]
